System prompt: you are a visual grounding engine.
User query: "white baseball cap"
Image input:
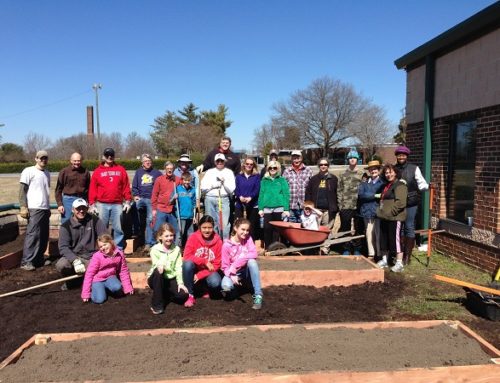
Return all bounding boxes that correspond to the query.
[291,150,302,157]
[72,198,88,209]
[214,153,226,162]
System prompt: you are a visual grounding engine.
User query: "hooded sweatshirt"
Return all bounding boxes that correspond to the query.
[147,243,184,285]
[221,236,258,277]
[183,230,222,281]
[89,163,132,204]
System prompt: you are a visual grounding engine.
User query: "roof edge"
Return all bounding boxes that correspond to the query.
[394,1,500,70]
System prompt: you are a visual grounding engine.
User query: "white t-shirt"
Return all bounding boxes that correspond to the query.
[301,212,319,230]
[20,166,50,209]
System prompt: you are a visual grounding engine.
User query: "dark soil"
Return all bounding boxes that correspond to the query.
[0,324,494,382]
[0,234,25,257]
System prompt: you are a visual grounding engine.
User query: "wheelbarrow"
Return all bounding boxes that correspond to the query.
[264,221,364,256]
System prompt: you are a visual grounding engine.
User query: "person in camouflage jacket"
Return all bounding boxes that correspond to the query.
[338,149,365,255]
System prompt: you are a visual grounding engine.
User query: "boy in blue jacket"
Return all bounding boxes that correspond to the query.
[176,173,197,248]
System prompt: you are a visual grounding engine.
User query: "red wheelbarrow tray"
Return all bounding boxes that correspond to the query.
[269,221,330,246]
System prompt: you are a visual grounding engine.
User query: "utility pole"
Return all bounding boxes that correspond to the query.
[92,83,102,158]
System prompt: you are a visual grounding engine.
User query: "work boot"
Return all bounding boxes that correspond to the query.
[403,237,415,265]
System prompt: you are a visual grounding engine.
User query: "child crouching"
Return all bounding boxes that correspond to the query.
[221,218,263,310]
[81,234,134,304]
[148,223,188,314]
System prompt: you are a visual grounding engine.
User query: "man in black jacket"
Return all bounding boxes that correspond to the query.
[305,158,338,254]
[199,136,241,175]
[56,198,107,280]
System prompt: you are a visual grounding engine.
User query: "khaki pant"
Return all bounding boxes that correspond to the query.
[363,217,380,257]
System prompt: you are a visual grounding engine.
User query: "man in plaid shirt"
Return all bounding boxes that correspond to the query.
[283,150,313,223]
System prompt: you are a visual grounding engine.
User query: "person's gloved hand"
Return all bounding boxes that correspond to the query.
[73,259,86,274]
[88,204,98,215]
[374,193,381,199]
[196,164,204,173]
[122,201,131,213]
[20,206,29,219]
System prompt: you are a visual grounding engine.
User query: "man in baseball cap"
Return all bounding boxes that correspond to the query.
[283,149,312,223]
[57,198,107,285]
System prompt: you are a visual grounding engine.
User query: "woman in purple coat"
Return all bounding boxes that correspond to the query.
[234,158,261,241]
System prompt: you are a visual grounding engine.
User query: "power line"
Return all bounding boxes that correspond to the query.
[0,89,92,120]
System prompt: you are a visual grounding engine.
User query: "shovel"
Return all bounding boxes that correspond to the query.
[0,274,81,299]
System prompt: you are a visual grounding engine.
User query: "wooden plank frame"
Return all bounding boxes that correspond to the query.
[1,320,498,382]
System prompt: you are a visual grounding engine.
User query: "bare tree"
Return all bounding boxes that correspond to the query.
[101,132,123,157]
[272,76,367,156]
[170,123,221,154]
[123,132,155,159]
[349,104,392,160]
[252,120,302,153]
[24,132,52,159]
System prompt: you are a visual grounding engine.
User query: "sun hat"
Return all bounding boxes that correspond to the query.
[214,153,226,162]
[72,198,88,209]
[365,160,381,170]
[177,154,192,163]
[395,145,411,155]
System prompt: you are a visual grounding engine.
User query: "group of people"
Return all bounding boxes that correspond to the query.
[17,137,427,313]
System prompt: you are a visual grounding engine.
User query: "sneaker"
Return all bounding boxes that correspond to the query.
[150,307,164,315]
[320,248,329,255]
[376,258,388,269]
[20,263,35,271]
[201,292,210,299]
[391,262,404,273]
[221,289,231,298]
[184,294,196,308]
[342,250,350,256]
[252,294,263,310]
[143,245,151,254]
[44,259,52,266]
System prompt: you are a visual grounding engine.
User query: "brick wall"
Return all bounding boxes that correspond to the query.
[406,103,500,273]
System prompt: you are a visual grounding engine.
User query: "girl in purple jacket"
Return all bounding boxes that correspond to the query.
[81,234,134,303]
[221,218,262,310]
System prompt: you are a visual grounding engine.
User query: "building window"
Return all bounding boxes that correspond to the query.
[447,120,476,224]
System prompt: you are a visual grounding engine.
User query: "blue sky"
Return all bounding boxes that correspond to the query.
[0,0,496,152]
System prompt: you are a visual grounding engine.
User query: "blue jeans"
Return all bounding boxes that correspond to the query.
[96,202,124,249]
[404,205,418,238]
[204,195,230,239]
[135,198,154,246]
[289,208,303,224]
[61,195,78,224]
[153,210,179,245]
[182,260,221,296]
[179,218,194,248]
[91,276,122,304]
[221,259,262,296]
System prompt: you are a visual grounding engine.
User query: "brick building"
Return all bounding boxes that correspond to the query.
[395,2,500,273]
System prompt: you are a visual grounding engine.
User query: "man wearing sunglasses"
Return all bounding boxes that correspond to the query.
[88,148,132,250]
[19,150,51,271]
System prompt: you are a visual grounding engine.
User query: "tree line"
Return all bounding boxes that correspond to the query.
[0,76,397,163]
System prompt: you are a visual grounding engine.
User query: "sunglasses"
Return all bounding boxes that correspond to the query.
[244,163,254,166]
[319,163,328,166]
[39,156,48,160]
[268,167,278,170]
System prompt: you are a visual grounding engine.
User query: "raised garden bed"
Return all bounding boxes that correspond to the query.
[128,255,384,289]
[0,321,498,382]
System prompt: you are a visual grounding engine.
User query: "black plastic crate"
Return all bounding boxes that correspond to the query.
[465,289,500,321]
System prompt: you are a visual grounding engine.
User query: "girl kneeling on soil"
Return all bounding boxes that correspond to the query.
[221,218,263,310]
[81,234,134,304]
[148,223,188,314]
[182,215,222,308]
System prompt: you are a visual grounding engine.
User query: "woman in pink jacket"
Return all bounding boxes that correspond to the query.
[221,218,262,310]
[81,234,134,303]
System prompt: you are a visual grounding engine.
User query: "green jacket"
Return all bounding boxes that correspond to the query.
[338,168,364,210]
[258,175,290,211]
[148,243,184,285]
[376,180,408,221]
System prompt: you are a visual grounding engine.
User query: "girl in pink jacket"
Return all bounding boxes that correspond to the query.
[221,218,262,310]
[81,234,134,304]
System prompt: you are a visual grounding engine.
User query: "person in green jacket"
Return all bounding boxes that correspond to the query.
[258,161,290,249]
[147,223,188,314]
[376,164,408,273]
